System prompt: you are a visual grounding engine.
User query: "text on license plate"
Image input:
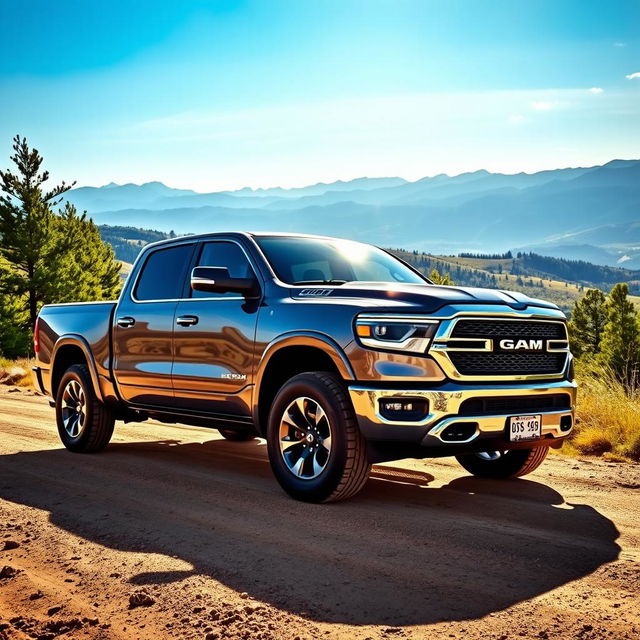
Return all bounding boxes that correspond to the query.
[509,415,542,442]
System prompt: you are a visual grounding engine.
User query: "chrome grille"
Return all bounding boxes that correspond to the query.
[450,352,567,376]
[444,318,568,377]
[451,319,566,339]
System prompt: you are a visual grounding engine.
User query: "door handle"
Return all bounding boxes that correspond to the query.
[176,315,199,327]
[117,316,135,328]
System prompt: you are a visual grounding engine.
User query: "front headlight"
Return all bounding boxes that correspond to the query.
[354,315,439,353]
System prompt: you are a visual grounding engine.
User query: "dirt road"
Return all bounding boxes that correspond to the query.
[0,387,638,640]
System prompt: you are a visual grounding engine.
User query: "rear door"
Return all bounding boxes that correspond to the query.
[171,239,261,416]
[113,242,195,406]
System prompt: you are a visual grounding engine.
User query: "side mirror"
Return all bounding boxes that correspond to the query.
[190,266,260,296]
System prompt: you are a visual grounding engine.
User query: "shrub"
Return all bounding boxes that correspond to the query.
[0,357,32,387]
[620,432,640,462]
[571,428,613,455]
[571,361,640,461]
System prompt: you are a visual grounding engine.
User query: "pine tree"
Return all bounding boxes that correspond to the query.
[428,268,453,286]
[0,289,31,358]
[46,203,121,303]
[569,288,607,358]
[0,135,73,329]
[0,136,122,355]
[599,283,640,387]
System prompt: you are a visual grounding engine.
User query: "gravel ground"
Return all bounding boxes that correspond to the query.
[0,387,639,640]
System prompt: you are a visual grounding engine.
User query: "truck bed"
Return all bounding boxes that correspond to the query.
[36,301,118,392]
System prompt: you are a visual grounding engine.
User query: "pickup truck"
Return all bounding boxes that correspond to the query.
[33,232,576,502]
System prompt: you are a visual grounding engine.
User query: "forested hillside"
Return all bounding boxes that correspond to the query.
[98,225,171,263]
[446,252,640,296]
[393,249,583,312]
[514,253,640,293]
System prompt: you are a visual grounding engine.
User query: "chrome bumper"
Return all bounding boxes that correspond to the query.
[348,379,577,448]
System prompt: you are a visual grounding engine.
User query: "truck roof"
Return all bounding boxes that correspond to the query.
[141,230,357,251]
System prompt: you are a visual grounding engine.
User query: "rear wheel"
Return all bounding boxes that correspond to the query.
[266,372,370,503]
[218,429,256,441]
[455,446,550,479]
[55,364,115,453]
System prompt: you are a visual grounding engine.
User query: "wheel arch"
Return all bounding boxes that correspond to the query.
[253,332,355,436]
[50,336,103,402]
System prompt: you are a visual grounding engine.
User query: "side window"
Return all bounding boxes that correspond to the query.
[192,241,255,298]
[134,244,193,301]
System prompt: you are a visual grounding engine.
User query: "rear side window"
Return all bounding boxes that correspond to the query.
[192,241,255,298]
[134,244,193,301]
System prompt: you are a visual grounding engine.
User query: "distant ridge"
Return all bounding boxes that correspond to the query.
[67,159,640,270]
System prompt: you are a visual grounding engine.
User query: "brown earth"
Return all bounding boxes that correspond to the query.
[0,386,639,640]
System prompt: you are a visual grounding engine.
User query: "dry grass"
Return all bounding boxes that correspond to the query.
[569,362,640,462]
[0,357,34,387]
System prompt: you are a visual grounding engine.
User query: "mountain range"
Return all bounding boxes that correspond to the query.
[66,159,640,268]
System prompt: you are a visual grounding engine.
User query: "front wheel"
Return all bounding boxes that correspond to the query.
[266,372,370,503]
[455,446,550,479]
[55,364,115,453]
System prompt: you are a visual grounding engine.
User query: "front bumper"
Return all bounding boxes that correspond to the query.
[349,379,576,456]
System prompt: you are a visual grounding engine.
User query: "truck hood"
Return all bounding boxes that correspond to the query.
[290,282,560,313]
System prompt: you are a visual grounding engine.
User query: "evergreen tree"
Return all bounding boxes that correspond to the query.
[47,203,121,303]
[0,136,122,355]
[599,283,640,387]
[569,288,607,358]
[0,135,73,329]
[0,290,31,358]
[428,268,453,286]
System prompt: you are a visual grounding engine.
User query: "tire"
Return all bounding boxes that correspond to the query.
[55,364,115,453]
[266,372,371,503]
[218,429,257,442]
[455,446,550,479]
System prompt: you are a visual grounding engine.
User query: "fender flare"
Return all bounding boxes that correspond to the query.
[252,331,355,426]
[50,335,104,403]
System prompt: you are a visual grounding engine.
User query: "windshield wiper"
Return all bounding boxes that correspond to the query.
[292,279,348,286]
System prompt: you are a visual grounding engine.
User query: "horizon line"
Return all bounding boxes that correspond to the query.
[75,156,639,195]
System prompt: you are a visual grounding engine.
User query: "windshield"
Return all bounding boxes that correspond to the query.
[254,236,429,286]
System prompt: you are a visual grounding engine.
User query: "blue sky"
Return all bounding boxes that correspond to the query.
[0,0,639,191]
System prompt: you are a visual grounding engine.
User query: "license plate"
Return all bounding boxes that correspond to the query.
[508,415,542,442]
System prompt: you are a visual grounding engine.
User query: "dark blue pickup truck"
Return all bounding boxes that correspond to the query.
[33,232,576,502]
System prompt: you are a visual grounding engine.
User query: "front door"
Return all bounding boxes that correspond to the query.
[113,242,195,406]
[171,240,261,416]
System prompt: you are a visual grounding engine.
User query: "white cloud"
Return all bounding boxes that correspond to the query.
[588,87,604,94]
[508,114,528,124]
[531,101,555,111]
[614,42,627,47]
[626,72,640,80]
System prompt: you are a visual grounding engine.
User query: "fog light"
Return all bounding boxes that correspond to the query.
[441,422,478,442]
[560,415,573,432]
[378,398,428,421]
